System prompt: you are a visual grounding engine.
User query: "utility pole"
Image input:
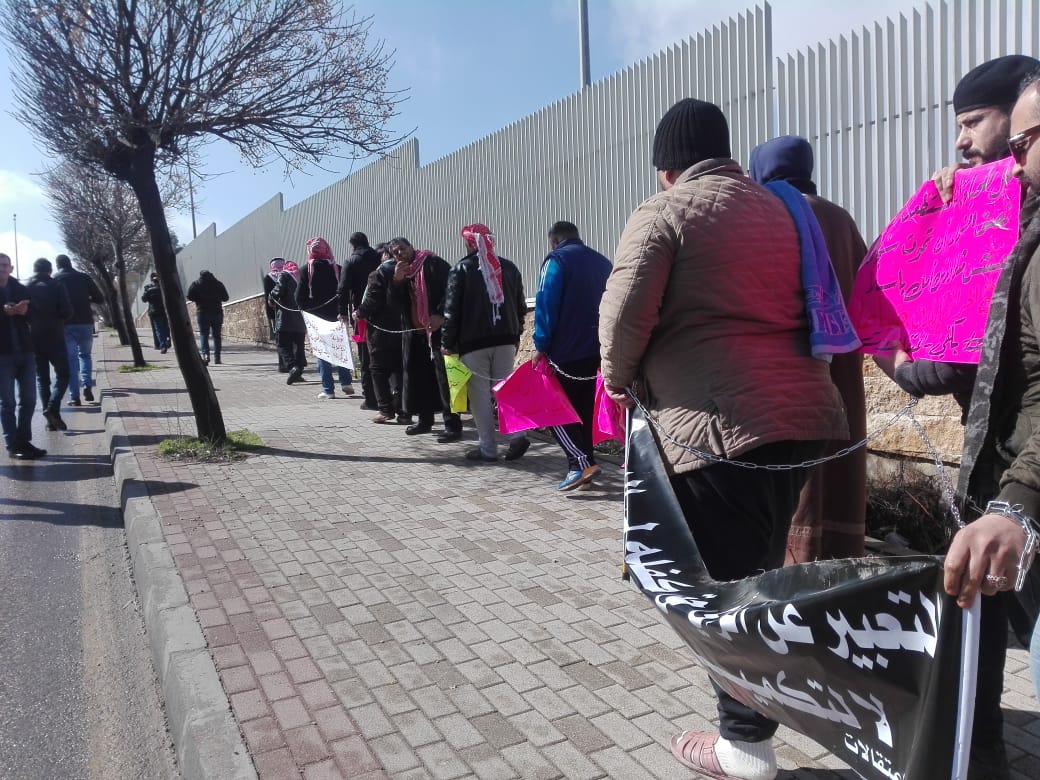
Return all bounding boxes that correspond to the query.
[12,213,19,279]
[578,0,590,89]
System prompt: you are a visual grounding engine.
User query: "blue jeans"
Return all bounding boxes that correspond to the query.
[316,358,352,394]
[148,314,170,351]
[0,351,38,450]
[197,312,223,359]
[65,323,95,397]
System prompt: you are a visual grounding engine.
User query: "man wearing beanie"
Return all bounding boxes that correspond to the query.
[871,54,1039,780]
[599,98,848,780]
[53,253,103,404]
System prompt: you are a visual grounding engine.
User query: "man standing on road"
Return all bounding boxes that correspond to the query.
[441,222,529,463]
[388,237,461,441]
[338,232,382,410]
[26,258,72,432]
[141,272,170,354]
[262,257,286,372]
[357,244,409,425]
[0,253,46,459]
[872,54,1040,780]
[599,98,847,780]
[53,253,103,405]
[532,221,611,491]
[748,136,869,563]
[944,65,1040,767]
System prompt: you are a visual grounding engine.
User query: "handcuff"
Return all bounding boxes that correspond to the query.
[984,500,1040,591]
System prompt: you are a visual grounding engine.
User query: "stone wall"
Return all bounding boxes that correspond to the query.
[147,295,964,467]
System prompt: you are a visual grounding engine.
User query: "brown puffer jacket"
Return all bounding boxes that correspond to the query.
[599,157,849,475]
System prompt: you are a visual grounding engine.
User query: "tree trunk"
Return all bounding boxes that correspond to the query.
[126,159,227,443]
[113,247,147,367]
[88,256,129,344]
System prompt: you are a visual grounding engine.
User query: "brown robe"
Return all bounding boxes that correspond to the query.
[785,195,869,563]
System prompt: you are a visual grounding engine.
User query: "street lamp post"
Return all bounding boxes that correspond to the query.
[12,213,19,279]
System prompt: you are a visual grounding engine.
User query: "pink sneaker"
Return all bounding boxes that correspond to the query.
[670,730,741,780]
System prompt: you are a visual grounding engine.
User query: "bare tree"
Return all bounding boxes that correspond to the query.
[3,0,403,441]
[43,162,183,366]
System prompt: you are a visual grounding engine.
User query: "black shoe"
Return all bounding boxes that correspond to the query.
[396,415,413,425]
[405,423,433,436]
[10,442,46,459]
[82,387,94,402]
[504,438,530,461]
[68,396,81,407]
[465,448,497,462]
[437,429,463,444]
[286,367,303,385]
[160,345,168,354]
[43,408,67,431]
[214,357,221,365]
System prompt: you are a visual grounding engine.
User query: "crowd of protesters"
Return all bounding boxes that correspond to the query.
[4,50,1040,780]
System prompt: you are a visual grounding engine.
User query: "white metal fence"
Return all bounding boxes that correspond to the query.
[174,0,1040,307]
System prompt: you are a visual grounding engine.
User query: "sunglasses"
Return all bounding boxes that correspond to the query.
[1008,123,1040,164]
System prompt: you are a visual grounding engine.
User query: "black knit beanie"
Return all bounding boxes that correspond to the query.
[953,54,1040,113]
[652,98,731,171]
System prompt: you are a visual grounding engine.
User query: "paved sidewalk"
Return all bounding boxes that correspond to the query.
[97,333,1040,779]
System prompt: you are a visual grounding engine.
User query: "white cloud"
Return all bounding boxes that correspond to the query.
[601,0,729,68]
[0,230,60,279]
[0,169,44,207]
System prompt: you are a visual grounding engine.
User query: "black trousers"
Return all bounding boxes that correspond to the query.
[368,332,404,417]
[548,355,600,471]
[403,329,460,430]
[34,339,70,412]
[357,341,376,407]
[670,439,823,743]
[277,331,306,372]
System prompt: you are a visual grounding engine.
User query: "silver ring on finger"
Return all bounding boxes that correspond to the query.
[984,573,1010,590]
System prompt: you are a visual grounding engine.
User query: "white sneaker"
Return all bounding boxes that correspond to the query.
[317,391,334,400]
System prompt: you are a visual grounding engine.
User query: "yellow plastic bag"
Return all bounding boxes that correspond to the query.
[443,354,472,413]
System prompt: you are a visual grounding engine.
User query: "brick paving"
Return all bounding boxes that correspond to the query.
[97,333,1040,779]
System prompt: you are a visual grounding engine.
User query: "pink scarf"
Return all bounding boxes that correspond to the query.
[403,249,434,330]
[305,237,339,283]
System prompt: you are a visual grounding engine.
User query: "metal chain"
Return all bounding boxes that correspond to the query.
[905,404,964,528]
[629,390,921,471]
[546,357,598,381]
[271,292,339,313]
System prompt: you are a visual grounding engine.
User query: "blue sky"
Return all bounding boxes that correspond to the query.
[0,0,911,279]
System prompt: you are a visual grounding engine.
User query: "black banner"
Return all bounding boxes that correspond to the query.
[623,409,978,780]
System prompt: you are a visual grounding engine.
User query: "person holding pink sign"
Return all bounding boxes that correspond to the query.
[441,222,529,463]
[867,56,1040,780]
[946,68,1040,751]
[532,221,612,491]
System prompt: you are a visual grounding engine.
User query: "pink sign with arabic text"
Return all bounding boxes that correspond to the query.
[848,157,1020,363]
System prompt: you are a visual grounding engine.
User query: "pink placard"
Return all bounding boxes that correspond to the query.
[492,360,580,434]
[592,371,625,445]
[848,157,1020,363]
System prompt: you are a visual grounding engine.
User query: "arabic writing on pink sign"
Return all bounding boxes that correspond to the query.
[848,157,1020,363]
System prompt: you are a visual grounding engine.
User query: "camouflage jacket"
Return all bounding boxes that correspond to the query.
[958,196,1040,520]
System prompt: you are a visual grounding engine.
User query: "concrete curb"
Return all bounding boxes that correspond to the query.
[103,390,257,780]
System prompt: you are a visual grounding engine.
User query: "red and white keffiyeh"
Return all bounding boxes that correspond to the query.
[461,223,504,325]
